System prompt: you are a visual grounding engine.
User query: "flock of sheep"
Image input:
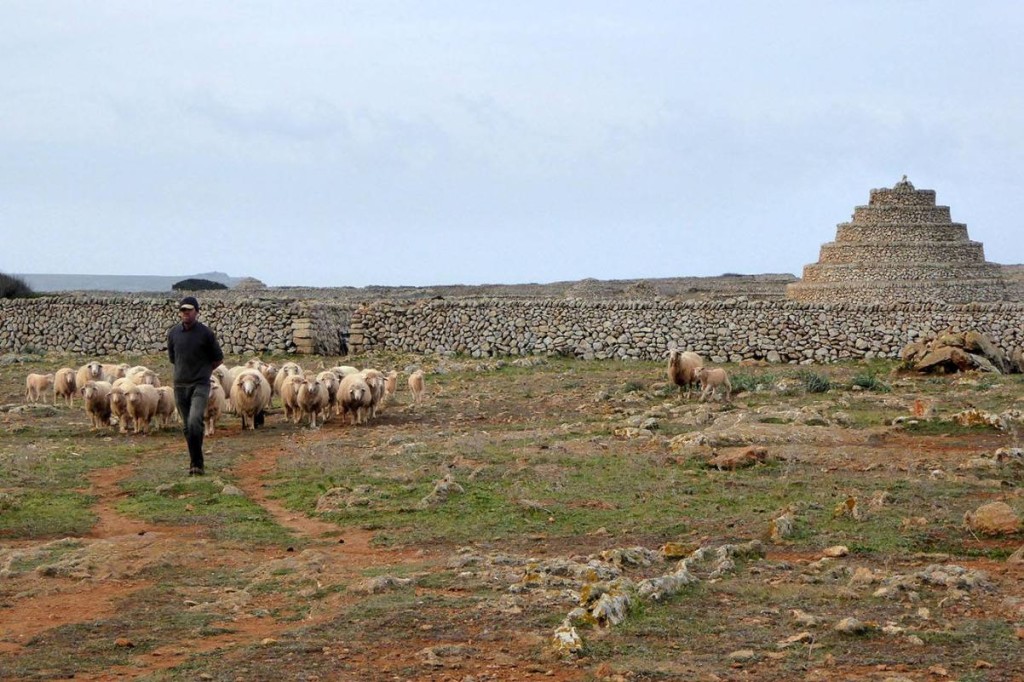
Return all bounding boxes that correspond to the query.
[21,348,721,436]
[23,360,427,436]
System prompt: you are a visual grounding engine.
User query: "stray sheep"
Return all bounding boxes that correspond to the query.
[82,380,113,430]
[204,381,227,436]
[667,349,703,399]
[25,373,54,404]
[408,369,426,406]
[696,367,732,403]
[53,367,77,407]
[338,373,373,425]
[231,369,271,431]
[125,383,161,434]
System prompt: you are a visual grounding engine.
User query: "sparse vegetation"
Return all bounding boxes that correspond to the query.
[1,353,1023,680]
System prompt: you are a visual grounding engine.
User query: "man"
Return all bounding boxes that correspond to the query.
[167,296,224,476]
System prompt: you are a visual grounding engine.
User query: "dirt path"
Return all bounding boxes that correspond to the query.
[0,431,422,680]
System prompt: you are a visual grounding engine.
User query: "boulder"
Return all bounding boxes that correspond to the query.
[963,502,1021,536]
[913,347,976,374]
[964,331,1009,373]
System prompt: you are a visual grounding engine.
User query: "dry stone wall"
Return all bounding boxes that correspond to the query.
[5,294,1024,365]
[349,298,1024,364]
[0,296,351,357]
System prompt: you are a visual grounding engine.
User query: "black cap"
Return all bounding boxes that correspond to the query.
[179,296,200,311]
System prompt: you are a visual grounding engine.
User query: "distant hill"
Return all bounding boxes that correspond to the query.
[15,271,243,293]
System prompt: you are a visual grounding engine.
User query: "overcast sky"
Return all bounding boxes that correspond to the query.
[3,2,1022,287]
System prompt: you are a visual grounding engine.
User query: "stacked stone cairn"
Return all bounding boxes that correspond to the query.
[787,177,1010,304]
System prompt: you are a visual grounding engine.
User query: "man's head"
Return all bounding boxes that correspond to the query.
[179,296,200,328]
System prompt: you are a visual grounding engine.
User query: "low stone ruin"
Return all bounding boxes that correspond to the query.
[900,329,1023,374]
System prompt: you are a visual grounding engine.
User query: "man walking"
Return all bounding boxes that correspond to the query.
[167,296,224,476]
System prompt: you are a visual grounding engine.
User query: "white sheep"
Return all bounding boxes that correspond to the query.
[82,380,113,430]
[75,361,103,396]
[212,364,232,396]
[408,369,426,406]
[108,377,136,434]
[125,365,161,387]
[53,367,77,407]
[315,370,340,420]
[231,369,271,431]
[667,348,704,399]
[25,373,54,404]
[338,373,373,425]
[273,362,305,403]
[101,362,130,384]
[297,376,329,428]
[126,383,161,434]
[204,381,227,436]
[360,368,386,418]
[384,370,399,403]
[155,386,177,429]
[280,374,307,423]
[696,366,732,402]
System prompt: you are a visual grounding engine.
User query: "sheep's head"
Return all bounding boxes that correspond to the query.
[87,362,102,378]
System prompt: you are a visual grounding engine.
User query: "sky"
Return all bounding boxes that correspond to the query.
[3,2,1023,288]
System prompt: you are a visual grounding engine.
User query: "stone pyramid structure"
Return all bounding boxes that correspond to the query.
[786,177,1010,304]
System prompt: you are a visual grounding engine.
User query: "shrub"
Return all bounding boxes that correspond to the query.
[172,278,228,291]
[851,371,891,392]
[0,273,34,299]
[797,369,831,393]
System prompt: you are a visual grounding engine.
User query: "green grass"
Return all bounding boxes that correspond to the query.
[116,478,295,546]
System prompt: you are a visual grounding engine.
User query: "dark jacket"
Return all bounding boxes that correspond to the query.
[167,321,224,387]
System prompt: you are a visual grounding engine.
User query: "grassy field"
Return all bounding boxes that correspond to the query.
[1,350,1022,681]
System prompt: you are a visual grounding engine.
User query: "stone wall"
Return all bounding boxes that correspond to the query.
[5,294,1024,365]
[348,298,1024,364]
[0,296,351,357]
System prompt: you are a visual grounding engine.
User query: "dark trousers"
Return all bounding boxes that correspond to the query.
[174,383,210,470]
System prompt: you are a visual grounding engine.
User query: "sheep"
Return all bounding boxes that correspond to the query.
[408,369,426,406]
[101,362,130,384]
[212,364,232,396]
[360,368,386,418]
[125,365,161,387]
[82,380,113,430]
[338,373,373,425]
[108,377,136,434]
[231,369,271,430]
[155,386,177,429]
[330,365,360,378]
[75,361,103,395]
[695,366,732,403]
[53,367,77,407]
[384,370,398,403]
[280,374,307,423]
[204,381,227,436]
[273,362,305,402]
[297,376,329,428]
[315,370,340,420]
[25,373,55,404]
[667,349,704,399]
[125,383,161,434]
